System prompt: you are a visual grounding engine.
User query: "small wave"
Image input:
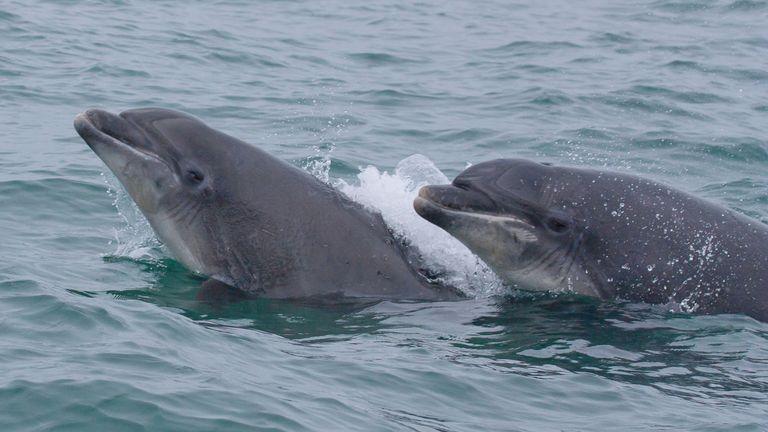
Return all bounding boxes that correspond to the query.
[0,279,40,294]
[168,31,205,47]
[628,85,730,104]
[591,32,636,44]
[484,40,581,55]
[349,88,441,106]
[592,94,711,120]
[663,60,768,82]
[569,128,615,141]
[434,128,497,143]
[83,63,151,78]
[690,138,768,163]
[206,52,286,68]
[0,10,20,22]
[514,64,561,74]
[664,59,701,69]
[278,113,365,133]
[0,177,107,217]
[530,91,574,106]
[630,136,693,149]
[198,28,239,41]
[725,0,768,11]
[650,1,714,13]
[348,52,421,65]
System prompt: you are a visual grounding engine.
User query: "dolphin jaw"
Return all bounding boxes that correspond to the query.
[148,213,207,274]
[414,187,535,233]
[74,109,165,166]
[76,109,181,220]
[74,110,125,149]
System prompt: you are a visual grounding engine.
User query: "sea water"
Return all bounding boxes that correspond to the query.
[1,1,767,430]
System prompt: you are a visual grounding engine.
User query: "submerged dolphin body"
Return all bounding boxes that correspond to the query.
[75,108,458,302]
[414,158,768,321]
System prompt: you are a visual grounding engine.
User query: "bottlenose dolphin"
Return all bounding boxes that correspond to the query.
[414,158,768,321]
[74,108,458,302]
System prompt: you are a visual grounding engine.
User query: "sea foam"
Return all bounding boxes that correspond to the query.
[336,154,503,297]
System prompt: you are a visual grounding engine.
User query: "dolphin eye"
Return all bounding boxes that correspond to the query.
[545,216,571,234]
[186,170,204,184]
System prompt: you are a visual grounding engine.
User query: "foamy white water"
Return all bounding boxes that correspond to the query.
[101,172,164,262]
[337,154,504,297]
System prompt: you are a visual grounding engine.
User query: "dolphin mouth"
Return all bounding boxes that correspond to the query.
[413,185,535,238]
[415,185,492,214]
[74,109,161,162]
[414,184,532,228]
[413,193,457,226]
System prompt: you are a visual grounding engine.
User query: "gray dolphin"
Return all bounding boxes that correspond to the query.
[74,108,459,302]
[414,158,768,321]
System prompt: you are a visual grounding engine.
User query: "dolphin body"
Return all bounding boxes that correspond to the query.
[414,158,768,321]
[75,108,458,302]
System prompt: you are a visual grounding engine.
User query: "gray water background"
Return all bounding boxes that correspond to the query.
[1,1,767,431]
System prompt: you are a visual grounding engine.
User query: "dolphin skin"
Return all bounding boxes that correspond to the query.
[75,108,459,302]
[415,158,768,321]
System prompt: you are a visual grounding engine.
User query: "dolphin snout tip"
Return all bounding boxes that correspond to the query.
[74,110,99,138]
[413,186,443,221]
[413,186,436,213]
[75,108,99,120]
[74,108,107,129]
[416,185,432,199]
[412,195,430,218]
[74,110,90,126]
[74,109,129,143]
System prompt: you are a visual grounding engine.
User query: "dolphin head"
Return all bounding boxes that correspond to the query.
[75,108,228,274]
[76,108,446,300]
[76,109,208,213]
[74,108,288,284]
[414,158,600,295]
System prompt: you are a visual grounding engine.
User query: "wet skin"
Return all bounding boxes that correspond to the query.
[415,158,768,321]
[75,108,459,303]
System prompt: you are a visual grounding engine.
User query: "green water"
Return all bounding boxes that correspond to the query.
[1,1,767,430]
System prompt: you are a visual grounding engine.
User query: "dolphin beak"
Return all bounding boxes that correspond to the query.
[415,184,494,211]
[414,184,496,227]
[74,109,136,150]
[413,189,444,224]
[74,109,162,165]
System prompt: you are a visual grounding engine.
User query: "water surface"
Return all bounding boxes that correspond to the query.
[1,1,767,430]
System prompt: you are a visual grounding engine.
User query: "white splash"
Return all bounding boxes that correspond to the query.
[337,154,504,297]
[303,139,335,184]
[101,171,163,262]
